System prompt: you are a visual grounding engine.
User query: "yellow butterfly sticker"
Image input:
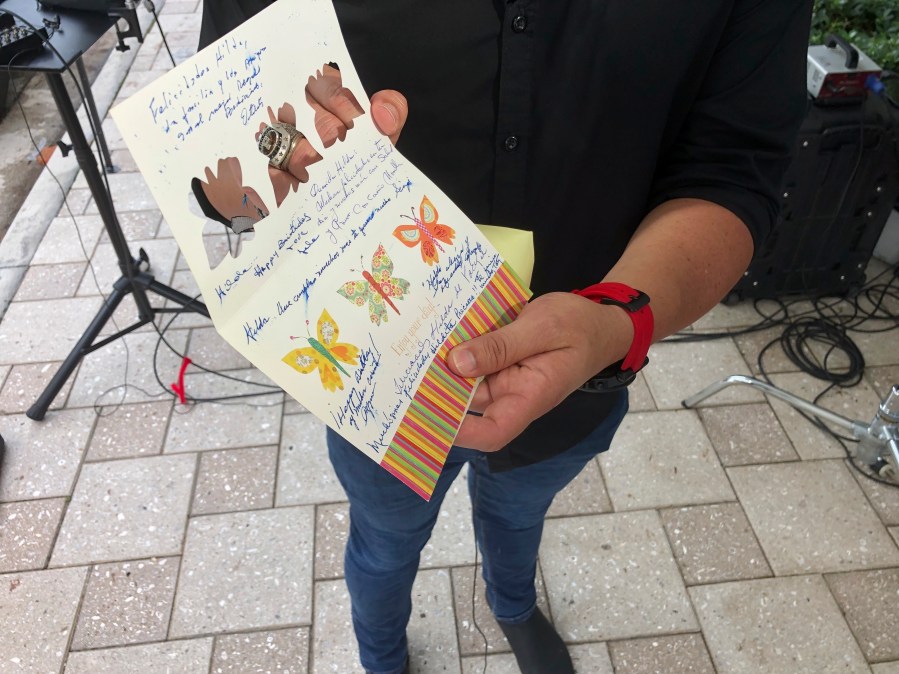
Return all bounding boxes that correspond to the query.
[282,309,359,392]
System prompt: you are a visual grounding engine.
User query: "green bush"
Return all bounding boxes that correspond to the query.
[811,0,899,72]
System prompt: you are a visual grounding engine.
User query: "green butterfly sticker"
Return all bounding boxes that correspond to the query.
[337,244,411,325]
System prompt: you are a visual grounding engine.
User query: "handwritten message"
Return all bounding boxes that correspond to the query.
[148,36,268,147]
[111,0,527,499]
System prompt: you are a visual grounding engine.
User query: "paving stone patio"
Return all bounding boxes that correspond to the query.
[0,1,898,672]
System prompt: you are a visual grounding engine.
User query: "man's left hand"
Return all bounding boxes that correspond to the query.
[447,292,633,452]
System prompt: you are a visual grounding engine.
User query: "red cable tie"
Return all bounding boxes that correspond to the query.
[171,357,192,404]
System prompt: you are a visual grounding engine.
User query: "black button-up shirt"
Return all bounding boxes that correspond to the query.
[201,0,812,468]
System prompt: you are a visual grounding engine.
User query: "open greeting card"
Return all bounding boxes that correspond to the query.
[111,0,530,500]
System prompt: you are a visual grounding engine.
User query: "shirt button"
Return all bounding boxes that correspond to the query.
[511,15,527,32]
[504,135,519,151]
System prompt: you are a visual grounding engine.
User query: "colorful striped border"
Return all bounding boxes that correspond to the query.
[379,262,532,500]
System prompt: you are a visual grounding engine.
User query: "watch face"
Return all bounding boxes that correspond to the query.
[258,127,280,157]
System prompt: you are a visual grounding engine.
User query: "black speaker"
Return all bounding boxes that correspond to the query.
[728,93,899,302]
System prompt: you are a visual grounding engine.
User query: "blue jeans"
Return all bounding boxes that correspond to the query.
[326,391,628,674]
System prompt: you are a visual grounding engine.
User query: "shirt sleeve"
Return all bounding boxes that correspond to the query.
[648,0,813,249]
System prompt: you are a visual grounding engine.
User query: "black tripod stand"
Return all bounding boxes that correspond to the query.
[25,73,208,420]
[0,1,208,420]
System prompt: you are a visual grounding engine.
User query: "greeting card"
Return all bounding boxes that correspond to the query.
[111,0,530,499]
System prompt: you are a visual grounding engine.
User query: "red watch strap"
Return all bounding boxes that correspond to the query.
[571,282,653,374]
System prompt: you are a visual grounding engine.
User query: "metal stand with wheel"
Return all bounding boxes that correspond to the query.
[682,375,899,480]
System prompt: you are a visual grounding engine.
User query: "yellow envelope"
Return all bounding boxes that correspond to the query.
[475,225,535,288]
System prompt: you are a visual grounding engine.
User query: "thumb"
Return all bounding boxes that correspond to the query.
[370,89,408,145]
[448,318,544,378]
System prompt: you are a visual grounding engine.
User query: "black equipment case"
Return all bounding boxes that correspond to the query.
[728,93,899,302]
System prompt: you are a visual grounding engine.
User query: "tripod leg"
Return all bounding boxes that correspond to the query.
[681,374,868,438]
[26,284,128,421]
[75,57,114,172]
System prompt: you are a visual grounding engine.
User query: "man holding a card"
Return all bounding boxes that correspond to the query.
[201,2,812,673]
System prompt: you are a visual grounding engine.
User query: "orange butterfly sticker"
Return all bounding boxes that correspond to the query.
[393,196,455,266]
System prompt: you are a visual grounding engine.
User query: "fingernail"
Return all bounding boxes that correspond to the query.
[380,102,398,126]
[451,349,476,376]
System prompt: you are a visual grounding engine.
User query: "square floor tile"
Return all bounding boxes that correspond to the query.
[850,465,899,526]
[0,361,76,414]
[164,369,282,453]
[0,409,95,501]
[67,330,189,407]
[691,575,870,674]
[571,644,615,674]
[627,372,656,412]
[185,326,253,372]
[873,664,899,674]
[105,148,140,173]
[169,506,314,636]
[541,511,697,641]
[0,498,66,572]
[276,415,344,505]
[87,400,172,461]
[766,372,883,460]
[14,262,85,301]
[77,239,178,297]
[407,569,462,673]
[210,627,310,674]
[461,643,614,674]
[608,633,715,674]
[284,398,309,414]
[191,233,238,272]
[315,502,348,580]
[0,297,103,365]
[83,172,158,214]
[191,445,276,514]
[698,403,798,466]
[64,638,213,674]
[865,365,899,398]
[71,556,180,649]
[731,318,809,376]
[30,215,104,265]
[108,210,163,241]
[728,460,899,574]
[161,0,200,14]
[659,503,772,585]
[50,454,196,566]
[157,11,202,32]
[57,188,92,217]
[825,568,899,662]
[451,563,551,656]
[691,300,769,331]
[462,654,517,674]
[851,329,899,368]
[310,580,364,674]
[645,339,762,409]
[312,569,460,674]
[99,116,127,152]
[0,567,87,674]
[601,411,734,510]
[546,457,612,518]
